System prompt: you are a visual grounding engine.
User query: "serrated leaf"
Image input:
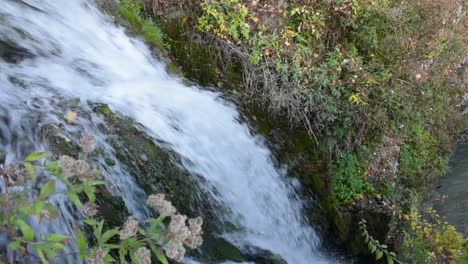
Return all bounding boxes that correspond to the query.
[23,162,36,184]
[376,249,383,260]
[40,180,56,198]
[9,240,21,250]
[25,152,50,162]
[17,219,34,241]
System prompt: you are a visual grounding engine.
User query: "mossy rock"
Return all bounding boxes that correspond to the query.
[92,104,248,263]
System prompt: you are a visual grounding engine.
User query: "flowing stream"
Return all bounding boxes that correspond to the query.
[0,1,335,263]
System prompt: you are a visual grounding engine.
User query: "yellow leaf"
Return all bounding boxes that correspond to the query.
[65,111,77,124]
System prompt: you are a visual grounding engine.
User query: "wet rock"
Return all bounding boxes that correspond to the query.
[244,247,288,264]
[0,151,5,164]
[41,124,80,158]
[95,186,129,228]
[92,104,245,262]
[0,40,34,64]
[104,157,116,166]
[198,237,245,263]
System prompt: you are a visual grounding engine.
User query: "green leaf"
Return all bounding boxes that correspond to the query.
[87,180,105,186]
[67,192,83,208]
[43,203,59,220]
[25,152,50,162]
[387,255,394,264]
[23,162,36,184]
[150,244,168,264]
[46,234,69,242]
[45,161,59,170]
[49,242,66,251]
[74,226,88,259]
[119,247,127,264]
[39,180,56,198]
[101,229,118,244]
[54,173,73,187]
[17,219,34,241]
[375,249,384,260]
[84,219,97,226]
[93,220,104,240]
[369,243,377,253]
[103,253,114,264]
[138,228,147,236]
[9,240,21,250]
[84,185,96,203]
[36,248,49,264]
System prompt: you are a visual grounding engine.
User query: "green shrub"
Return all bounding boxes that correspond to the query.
[402,207,467,264]
[0,148,203,263]
[332,153,373,205]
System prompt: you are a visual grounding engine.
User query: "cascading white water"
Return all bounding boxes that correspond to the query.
[0,0,336,263]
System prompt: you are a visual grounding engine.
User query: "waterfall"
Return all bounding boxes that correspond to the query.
[0,1,335,263]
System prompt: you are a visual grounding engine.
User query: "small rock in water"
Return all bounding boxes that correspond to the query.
[140,153,149,162]
[105,157,116,167]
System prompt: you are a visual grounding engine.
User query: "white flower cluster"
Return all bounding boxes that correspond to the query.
[79,135,96,154]
[135,247,151,264]
[83,202,98,217]
[147,194,176,217]
[146,194,203,262]
[119,217,139,240]
[58,155,96,182]
[87,248,106,264]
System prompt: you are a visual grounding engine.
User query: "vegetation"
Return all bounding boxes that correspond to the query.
[400,207,468,264]
[193,0,466,262]
[114,0,467,263]
[359,219,401,264]
[119,0,166,50]
[0,140,203,263]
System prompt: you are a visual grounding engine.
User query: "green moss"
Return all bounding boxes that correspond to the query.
[200,237,245,262]
[118,0,166,50]
[104,157,116,167]
[98,105,111,116]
